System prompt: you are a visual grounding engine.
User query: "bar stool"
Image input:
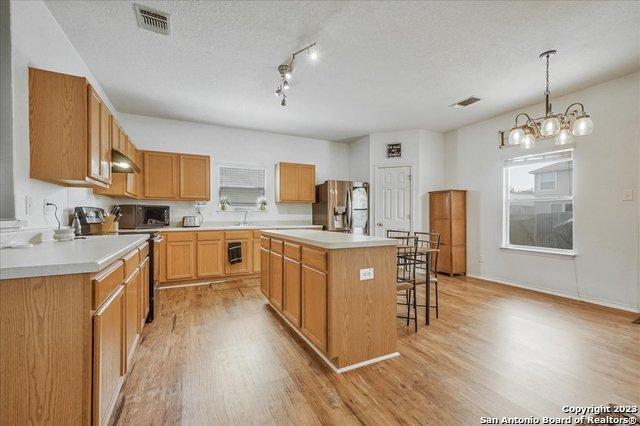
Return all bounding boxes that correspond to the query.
[392,235,418,332]
[414,232,441,324]
[386,229,410,239]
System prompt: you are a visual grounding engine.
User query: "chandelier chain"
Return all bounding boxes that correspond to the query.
[545,54,550,96]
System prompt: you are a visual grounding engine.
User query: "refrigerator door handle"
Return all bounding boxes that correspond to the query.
[346,184,353,233]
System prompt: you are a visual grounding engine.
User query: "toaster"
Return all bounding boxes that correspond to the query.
[182,216,200,227]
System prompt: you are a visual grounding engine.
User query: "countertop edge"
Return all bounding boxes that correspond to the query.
[260,230,398,250]
[117,225,323,233]
[0,235,149,280]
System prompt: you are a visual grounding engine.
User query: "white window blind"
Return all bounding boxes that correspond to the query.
[219,166,265,209]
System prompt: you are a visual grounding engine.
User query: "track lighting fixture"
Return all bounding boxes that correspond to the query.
[274,42,318,107]
[499,50,593,149]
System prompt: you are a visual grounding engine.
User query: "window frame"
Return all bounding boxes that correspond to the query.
[501,149,575,256]
[217,164,267,212]
[538,171,558,192]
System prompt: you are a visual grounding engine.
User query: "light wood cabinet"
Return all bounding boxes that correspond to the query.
[180,154,210,200]
[269,251,283,310]
[144,151,180,199]
[283,257,302,327]
[92,285,125,426]
[124,267,141,370]
[276,162,316,203]
[166,233,196,281]
[301,265,327,352]
[252,239,261,273]
[99,102,112,184]
[260,248,270,298]
[429,190,467,275]
[196,240,224,278]
[29,68,112,188]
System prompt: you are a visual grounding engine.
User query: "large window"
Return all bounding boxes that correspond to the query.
[218,166,266,210]
[503,149,573,253]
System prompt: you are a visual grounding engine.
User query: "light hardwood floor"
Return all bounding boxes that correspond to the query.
[115,275,639,425]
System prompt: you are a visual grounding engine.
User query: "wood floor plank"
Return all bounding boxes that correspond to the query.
[116,276,640,425]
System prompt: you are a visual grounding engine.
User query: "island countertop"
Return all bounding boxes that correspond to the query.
[261,229,397,249]
[0,234,149,280]
[117,223,322,233]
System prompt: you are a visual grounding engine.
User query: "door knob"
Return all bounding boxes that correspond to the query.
[377,222,383,226]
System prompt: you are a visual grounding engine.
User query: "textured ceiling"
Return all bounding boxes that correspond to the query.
[45,1,640,140]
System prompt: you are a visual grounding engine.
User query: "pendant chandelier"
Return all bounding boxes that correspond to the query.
[499,50,593,149]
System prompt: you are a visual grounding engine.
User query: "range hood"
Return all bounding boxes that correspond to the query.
[111,149,141,174]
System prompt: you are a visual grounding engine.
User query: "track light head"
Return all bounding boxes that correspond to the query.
[281,97,287,107]
[275,86,282,97]
[283,80,290,90]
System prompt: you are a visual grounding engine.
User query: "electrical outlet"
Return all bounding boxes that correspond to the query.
[43,199,52,216]
[359,268,374,280]
[478,254,485,263]
[622,189,634,201]
[25,196,33,216]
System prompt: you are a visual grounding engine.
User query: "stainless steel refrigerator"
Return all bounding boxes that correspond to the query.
[312,181,369,235]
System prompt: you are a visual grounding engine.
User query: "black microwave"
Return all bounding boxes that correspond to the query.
[118,205,170,229]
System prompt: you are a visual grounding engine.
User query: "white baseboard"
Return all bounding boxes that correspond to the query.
[268,302,400,374]
[466,273,640,313]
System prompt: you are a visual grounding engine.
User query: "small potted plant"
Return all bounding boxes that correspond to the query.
[258,197,268,211]
[219,197,230,211]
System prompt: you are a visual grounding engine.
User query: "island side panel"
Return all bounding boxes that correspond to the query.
[328,245,397,368]
[0,273,93,425]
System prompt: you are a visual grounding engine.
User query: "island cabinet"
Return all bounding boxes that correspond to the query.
[275,162,316,203]
[259,231,398,372]
[0,240,150,425]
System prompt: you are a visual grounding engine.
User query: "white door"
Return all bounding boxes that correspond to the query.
[374,166,412,237]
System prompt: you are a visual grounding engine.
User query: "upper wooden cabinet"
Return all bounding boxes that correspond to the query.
[180,154,210,200]
[144,151,180,199]
[29,68,112,188]
[276,162,316,203]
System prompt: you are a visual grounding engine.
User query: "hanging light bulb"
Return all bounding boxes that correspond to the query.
[521,130,536,150]
[309,48,318,60]
[555,124,573,145]
[572,113,593,136]
[283,80,290,90]
[541,115,561,136]
[508,127,525,145]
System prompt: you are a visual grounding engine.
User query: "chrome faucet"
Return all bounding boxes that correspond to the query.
[242,210,252,226]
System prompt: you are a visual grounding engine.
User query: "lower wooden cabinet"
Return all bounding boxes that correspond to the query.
[260,248,270,298]
[283,257,301,326]
[252,238,261,273]
[196,239,224,278]
[166,233,196,281]
[301,265,327,352]
[124,268,141,369]
[225,238,251,275]
[92,285,125,426]
[269,251,283,310]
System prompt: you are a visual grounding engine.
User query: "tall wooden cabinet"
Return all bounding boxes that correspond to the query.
[429,190,467,276]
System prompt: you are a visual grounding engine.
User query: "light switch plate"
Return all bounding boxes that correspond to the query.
[25,196,33,216]
[359,267,374,280]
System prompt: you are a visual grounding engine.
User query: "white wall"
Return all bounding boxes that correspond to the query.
[444,72,640,312]
[368,129,445,235]
[9,0,115,230]
[117,113,350,224]
[348,136,370,182]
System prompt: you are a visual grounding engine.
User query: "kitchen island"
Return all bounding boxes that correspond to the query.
[260,229,399,373]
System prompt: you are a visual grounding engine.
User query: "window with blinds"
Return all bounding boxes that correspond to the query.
[219,166,266,209]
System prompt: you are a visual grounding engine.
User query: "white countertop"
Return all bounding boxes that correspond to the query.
[0,234,149,280]
[118,224,322,233]
[261,229,398,249]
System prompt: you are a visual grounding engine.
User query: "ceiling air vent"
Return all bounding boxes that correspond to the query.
[449,96,482,109]
[134,4,171,36]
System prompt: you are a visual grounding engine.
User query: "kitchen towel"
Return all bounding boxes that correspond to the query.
[228,242,243,265]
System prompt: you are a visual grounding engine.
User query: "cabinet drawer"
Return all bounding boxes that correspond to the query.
[271,239,284,254]
[261,236,271,249]
[224,230,252,240]
[123,249,139,280]
[166,232,195,242]
[302,246,327,272]
[197,231,223,241]
[137,242,149,261]
[283,241,301,261]
[92,261,124,309]
[253,230,262,239]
